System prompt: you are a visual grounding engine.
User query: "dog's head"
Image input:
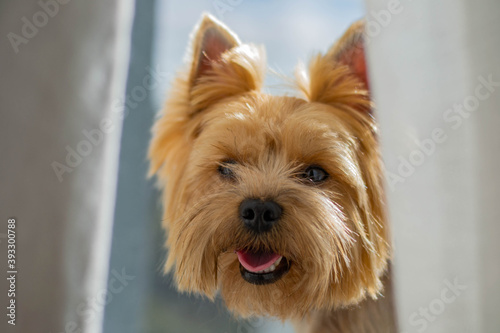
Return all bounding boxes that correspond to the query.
[149,14,390,319]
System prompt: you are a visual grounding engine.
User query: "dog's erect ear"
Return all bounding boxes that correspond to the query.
[297,20,371,111]
[189,14,240,85]
[149,14,264,178]
[187,14,265,113]
[326,20,369,91]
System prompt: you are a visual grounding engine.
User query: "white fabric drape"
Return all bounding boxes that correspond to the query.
[365,0,500,332]
[0,1,134,332]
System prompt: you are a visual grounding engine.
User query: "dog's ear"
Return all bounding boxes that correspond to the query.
[297,20,371,111]
[326,20,369,90]
[189,14,240,86]
[149,14,264,178]
[187,14,265,113]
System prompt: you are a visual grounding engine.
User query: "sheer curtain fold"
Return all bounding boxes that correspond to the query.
[365,0,500,332]
[0,1,134,332]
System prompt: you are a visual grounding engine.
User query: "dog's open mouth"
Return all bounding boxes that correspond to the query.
[236,250,291,285]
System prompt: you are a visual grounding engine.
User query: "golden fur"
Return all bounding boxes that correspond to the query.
[149,14,395,332]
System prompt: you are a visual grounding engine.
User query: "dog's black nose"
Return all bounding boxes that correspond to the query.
[239,199,282,233]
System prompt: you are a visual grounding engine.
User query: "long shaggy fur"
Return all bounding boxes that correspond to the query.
[149,14,393,330]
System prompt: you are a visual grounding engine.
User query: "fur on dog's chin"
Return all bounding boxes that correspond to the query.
[217,250,384,319]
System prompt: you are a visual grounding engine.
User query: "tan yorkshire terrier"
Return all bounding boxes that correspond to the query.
[149,14,397,333]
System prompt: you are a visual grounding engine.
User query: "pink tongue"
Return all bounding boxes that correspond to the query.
[236,251,281,273]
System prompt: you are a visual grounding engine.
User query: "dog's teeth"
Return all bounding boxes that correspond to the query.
[266,263,277,273]
[252,256,282,274]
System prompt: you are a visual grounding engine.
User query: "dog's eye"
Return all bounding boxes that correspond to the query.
[303,165,329,183]
[218,159,236,179]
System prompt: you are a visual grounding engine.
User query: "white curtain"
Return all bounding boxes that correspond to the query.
[0,1,134,332]
[365,0,500,332]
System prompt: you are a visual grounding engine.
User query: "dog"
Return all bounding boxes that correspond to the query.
[149,14,396,333]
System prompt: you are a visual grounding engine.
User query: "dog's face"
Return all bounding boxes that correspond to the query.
[149,15,390,319]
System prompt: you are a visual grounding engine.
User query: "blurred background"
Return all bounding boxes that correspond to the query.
[2,0,499,332]
[104,1,364,333]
